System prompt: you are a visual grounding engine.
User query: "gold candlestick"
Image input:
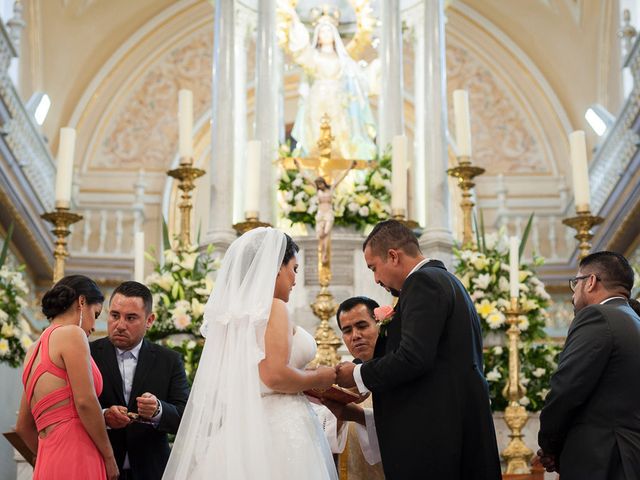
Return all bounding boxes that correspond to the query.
[167,157,205,248]
[447,156,485,249]
[41,206,83,283]
[232,211,271,236]
[501,297,533,474]
[391,208,420,230]
[562,208,604,260]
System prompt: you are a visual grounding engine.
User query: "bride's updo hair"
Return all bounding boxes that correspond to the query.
[282,234,299,266]
[41,275,104,320]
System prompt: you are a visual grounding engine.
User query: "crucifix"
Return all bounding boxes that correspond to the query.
[280,114,376,366]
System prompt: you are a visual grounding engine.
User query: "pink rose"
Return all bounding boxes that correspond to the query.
[374,305,394,322]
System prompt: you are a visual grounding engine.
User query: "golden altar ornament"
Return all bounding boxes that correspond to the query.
[167,157,205,249]
[447,155,485,249]
[41,207,83,283]
[500,297,533,474]
[562,207,604,260]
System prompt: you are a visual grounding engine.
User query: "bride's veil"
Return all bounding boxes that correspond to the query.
[163,227,286,479]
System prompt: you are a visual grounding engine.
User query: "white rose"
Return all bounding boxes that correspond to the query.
[532,368,546,378]
[292,177,303,188]
[486,368,501,382]
[172,312,192,330]
[358,206,370,217]
[284,190,294,202]
[348,202,360,213]
[519,396,530,407]
[492,346,503,355]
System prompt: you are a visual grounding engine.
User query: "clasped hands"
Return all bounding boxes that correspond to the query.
[103,392,159,429]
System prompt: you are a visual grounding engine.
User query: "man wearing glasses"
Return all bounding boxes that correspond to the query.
[537,251,640,479]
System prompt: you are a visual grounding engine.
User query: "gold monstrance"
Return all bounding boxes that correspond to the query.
[281,115,374,366]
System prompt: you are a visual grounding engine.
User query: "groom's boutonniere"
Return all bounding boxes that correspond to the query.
[374,305,395,337]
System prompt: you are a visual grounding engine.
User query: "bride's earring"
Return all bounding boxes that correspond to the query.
[79,304,84,327]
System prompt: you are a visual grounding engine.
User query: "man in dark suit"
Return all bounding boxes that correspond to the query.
[335,220,501,479]
[91,281,190,480]
[538,251,640,479]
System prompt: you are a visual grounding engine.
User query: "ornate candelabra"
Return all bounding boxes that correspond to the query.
[447,155,485,249]
[41,207,83,283]
[232,211,271,236]
[167,157,205,248]
[501,297,533,474]
[562,207,604,260]
[391,208,419,230]
[309,241,342,367]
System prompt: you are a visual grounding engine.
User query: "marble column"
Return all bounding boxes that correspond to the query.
[378,0,404,149]
[418,0,454,268]
[207,0,237,248]
[232,7,251,223]
[410,5,426,225]
[254,0,280,225]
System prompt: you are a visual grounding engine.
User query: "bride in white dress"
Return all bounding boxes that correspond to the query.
[163,228,338,479]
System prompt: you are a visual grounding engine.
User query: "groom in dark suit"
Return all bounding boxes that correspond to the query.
[336,220,501,479]
[538,251,640,479]
[91,281,190,480]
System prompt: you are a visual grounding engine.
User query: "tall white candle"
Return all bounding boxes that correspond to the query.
[569,130,590,211]
[509,236,520,300]
[178,89,193,159]
[134,232,145,283]
[391,134,407,212]
[245,140,261,215]
[55,127,76,208]
[453,89,472,157]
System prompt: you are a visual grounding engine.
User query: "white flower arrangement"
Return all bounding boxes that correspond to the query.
[454,222,560,412]
[277,145,392,230]
[0,226,34,368]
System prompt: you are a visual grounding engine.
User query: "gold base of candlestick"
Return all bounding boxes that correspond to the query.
[308,284,342,367]
[232,216,272,235]
[447,157,485,249]
[41,207,84,283]
[562,209,604,260]
[167,163,206,248]
[391,209,420,230]
[501,298,533,474]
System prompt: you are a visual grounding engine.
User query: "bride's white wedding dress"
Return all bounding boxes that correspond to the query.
[260,326,338,480]
[162,228,338,480]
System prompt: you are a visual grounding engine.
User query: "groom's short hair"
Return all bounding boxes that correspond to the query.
[363,220,421,258]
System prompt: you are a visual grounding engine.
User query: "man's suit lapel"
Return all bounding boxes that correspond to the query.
[99,339,126,406]
[128,339,156,410]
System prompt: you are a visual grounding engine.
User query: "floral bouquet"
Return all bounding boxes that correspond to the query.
[454,220,561,411]
[0,224,34,367]
[277,143,392,230]
[146,243,217,342]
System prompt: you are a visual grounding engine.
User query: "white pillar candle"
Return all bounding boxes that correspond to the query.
[453,89,472,157]
[134,232,145,283]
[55,127,76,208]
[391,134,407,212]
[569,130,590,211]
[509,235,520,300]
[178,89,194,159]
[245,140,261,215]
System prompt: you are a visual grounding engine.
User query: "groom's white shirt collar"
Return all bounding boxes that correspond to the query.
[407,258,431,278]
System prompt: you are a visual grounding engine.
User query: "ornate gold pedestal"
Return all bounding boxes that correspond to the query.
[167,158,205,248]
[232,211,271,236]
[447,156,485,249]
[562,208,604,260]
[391,208,419,230]
[501,298,533,474]
[41,207,83,283]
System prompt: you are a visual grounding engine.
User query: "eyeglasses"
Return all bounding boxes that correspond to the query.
[569,274,600,292]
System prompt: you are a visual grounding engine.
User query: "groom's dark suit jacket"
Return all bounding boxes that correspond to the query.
[360,260,501,479]
[91,337,190,480]
[539,298,640,480]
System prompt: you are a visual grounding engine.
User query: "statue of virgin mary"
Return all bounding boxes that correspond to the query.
[285,6,378,160]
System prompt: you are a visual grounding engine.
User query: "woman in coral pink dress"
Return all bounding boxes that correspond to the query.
[16,275,118,479]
